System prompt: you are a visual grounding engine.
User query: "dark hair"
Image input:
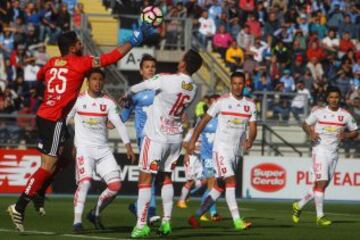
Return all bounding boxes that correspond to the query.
[87,68,105,79]
[325,86,341,99]
[183,49,202,75]
[140,54,157,69]
[230,71,245,81]
[58,31,78,56]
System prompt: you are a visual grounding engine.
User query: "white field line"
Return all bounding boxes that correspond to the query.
[0,228,134,240]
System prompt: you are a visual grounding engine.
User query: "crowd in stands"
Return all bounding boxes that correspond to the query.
[116,0,359,123]
[0,0,81,143]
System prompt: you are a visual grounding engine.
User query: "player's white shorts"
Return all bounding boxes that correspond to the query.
[75,146,121,184]
[139,136,181,173]
[213,149,241,178]
[184,154,203,180]
[312,146,338,182]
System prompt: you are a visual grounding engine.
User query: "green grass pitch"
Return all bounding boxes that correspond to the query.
[0,196,359,240]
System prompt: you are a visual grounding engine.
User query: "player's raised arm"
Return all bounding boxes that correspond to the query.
[129,75,162,94]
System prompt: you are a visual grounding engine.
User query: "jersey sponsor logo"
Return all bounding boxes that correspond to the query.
[181,81,193,91]
[338,116,344,122]
[100,104,107,112]
[82,118,101,126]
[54,59,67,66]
[92,57,101,67]
[251,163,286,192]
[244,105,250,112]
[0,149,52,193]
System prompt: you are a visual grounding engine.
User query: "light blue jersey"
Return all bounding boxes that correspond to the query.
[120,89,155,149]
[200,117,218,178]
[200,117,218,160]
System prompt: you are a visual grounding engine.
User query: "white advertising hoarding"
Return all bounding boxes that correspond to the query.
[118,47,155,71]
[242,156,360,201]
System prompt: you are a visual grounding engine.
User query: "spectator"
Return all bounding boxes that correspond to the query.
[213,25,233,59]
[30,43,49,66]
[249,38,267,63]
[296,13,309,37]
[321,28,339,53]
[350,70,360,92]
[280,69,295,93]
[267,55,282,83]
[274,22,294,45]
[291,55,305,81]
[237,24,254,50]
[8,0,25,23]
[340,14,358,39]
[306,41,326,61]
[41,1,61,44]
[273,82,291,121]
[291,81,312,123]
[229,16,241,40]
[9,16,26,45]
[335,72,351,98]
[239,0,255,13]
[245,13,261,38]
[166,2,186,50]
[208,0,222,25]
[254,72,272,91]
[23,58,39,90]
[0,27,15,59]
[272,41,290,66]
[309,16,327,39]
[327,4,344,30]
[306,57,324,82]
[339,32,355,56]
[225,40,244,72]
[198,10,216,49]
[300,68,315,91]
[24,23,40,49]
[57,3,71,32]
[264,11,280,37]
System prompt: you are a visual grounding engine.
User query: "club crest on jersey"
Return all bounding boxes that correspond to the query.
[338,116,344,122]
[181,81,193,91]
[100,104,107,112]
[92,57,101,67]
[244,105,250,112]
[54,59,67,66]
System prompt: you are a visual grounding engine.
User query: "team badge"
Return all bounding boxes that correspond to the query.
[100,104,107,111]
[244,105,250,112]
[338,116,344,122]
[150,160,159,171]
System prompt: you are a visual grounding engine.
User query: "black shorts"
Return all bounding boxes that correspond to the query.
[36,116,69,157]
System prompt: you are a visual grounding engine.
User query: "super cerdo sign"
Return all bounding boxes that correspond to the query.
[243,156,360,201]
[250,163,286,192]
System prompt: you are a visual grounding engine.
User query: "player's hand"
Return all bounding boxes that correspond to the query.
[125,143,136,164]
[186,142,196,155]
[183,154,190,166]
[337,131,347,141]
[118,94,133,108]
[129,23,157,47]
[106,121,115,129]
[310,131,321,142]
[244,139,253,150]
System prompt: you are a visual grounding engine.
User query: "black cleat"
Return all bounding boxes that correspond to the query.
[73,223,84,234]
[87,209,105,230]
[33,194,46,216]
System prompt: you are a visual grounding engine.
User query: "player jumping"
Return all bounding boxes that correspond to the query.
[129,49,203,238]
[292,86,358,226]
[7,24,156,232]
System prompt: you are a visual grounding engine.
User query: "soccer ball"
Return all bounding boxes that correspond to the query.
[140,6,164,27]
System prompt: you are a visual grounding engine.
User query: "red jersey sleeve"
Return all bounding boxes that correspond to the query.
[79,49,123,73]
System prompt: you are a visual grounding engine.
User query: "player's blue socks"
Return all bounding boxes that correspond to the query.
[201,189,217,216]
[195,195,216,218]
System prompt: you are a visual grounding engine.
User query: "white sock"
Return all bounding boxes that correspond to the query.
[137,185,151,227]
[73,180,91,224]
[161,183,174,222]
[209,186,222,201]
[225,186,240,221]
[195,180,202,188]
[179,184,191,201]
[314,190,324,218]
[95,188,118,216]
[298,189,314,209]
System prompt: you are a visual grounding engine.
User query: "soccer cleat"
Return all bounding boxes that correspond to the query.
[128,203,137,218]
[73,223,84,234]
[176,200,188,209]
[87,210,105,230]
[292,202,302,223]
[316,216,332,226]
[33,195,46,216]
[7,204,24,232]
[211,213,223,222]
[200,214,210,222]
[157,220,172,236]
[234,218,252,230]
[188,215,201,229]
[130,225,150,238]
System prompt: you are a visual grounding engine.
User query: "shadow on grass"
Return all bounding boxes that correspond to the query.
[333,220,359,224]
[170,232,260,239]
